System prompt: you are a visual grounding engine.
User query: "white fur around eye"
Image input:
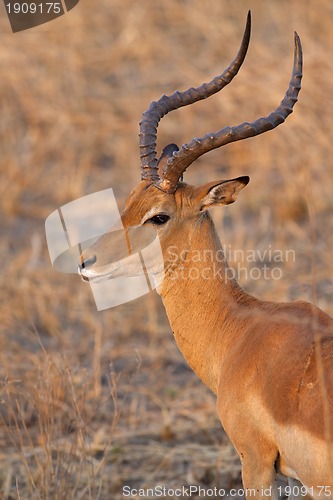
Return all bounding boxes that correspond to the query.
[141,209,158,225]
[141,208,170,225]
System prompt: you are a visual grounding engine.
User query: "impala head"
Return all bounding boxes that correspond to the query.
[78,12,302,289]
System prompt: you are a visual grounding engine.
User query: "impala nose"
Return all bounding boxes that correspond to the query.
[79,254,97,271]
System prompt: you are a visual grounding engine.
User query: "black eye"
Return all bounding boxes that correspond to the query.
[149,214,170,225]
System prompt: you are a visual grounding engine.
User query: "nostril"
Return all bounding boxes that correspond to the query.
[79,254,97,270]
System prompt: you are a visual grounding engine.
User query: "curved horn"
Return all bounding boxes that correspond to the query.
[157,32,303,194]
[139,11,252,182]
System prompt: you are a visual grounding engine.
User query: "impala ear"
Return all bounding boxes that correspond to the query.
[157,144,180,177]
[196,176,250,211]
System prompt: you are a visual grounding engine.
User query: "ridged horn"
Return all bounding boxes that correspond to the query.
[157,32,302,193]
[139,11,252,182]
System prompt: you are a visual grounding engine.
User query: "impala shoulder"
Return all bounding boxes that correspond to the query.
[291,299,333,328]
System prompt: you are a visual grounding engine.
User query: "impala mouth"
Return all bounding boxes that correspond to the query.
[78,266,114,283]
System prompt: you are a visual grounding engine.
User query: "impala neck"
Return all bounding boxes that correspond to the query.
[159,212,259,394]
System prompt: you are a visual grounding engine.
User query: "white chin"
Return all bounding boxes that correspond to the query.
[78,267,112,283]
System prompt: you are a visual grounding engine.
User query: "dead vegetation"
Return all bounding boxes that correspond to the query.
[1,0,333,498]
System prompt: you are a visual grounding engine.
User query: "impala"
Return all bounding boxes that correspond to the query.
[78,13,333,499]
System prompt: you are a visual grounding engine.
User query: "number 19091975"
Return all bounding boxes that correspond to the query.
[5,2,62,14]
[278,485,332,497]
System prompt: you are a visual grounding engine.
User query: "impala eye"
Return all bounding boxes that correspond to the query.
[148,214,170,225]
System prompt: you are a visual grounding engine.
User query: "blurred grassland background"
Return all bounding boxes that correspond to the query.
[1,0,333,498]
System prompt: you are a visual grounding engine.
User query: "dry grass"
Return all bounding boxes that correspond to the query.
[1,0,333,498]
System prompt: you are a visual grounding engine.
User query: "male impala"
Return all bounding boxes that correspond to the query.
[79,13,333,499]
